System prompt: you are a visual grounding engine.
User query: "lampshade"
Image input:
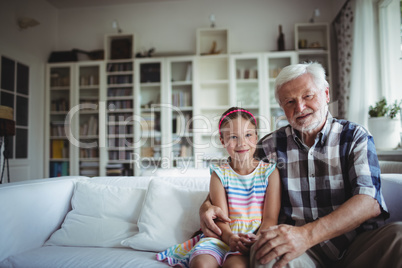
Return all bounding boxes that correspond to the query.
[0,106,16,137]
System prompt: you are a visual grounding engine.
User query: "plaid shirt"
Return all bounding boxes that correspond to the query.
[255,113,389,261]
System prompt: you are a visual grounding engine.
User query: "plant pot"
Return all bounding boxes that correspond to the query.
[368,117,401,150]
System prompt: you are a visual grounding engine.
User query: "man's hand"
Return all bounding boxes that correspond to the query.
[199,200,231,239]
[254,225,311,268]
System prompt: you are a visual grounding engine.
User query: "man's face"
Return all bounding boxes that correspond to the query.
[278,73,329,133]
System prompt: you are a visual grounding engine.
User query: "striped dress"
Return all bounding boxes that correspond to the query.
[156,161,276,267]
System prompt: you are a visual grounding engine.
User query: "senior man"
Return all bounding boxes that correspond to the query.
[199,62,402,267]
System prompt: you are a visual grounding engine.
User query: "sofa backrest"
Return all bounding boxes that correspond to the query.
[0,176,85,262]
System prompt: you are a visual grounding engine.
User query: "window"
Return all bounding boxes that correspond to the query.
[0,56,29,159]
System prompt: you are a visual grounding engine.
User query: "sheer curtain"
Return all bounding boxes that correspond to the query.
[347,0,380,127]
[378,0,401,103]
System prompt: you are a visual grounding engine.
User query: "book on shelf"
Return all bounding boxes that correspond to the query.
[80,116,98,136]
[51,121,67,137]
[107,88,132,97]
[80,148,99,158]
[172,91,191,107]
[80,169,99,176]
[107,62,133,72]
[185,63,192,81]
[141,112,155,131]
[52,140,66,159]
[172,114,191,134]
[107,100,132,109]
[80,161,99,176]
[106,163,123,176]
[50,161,69,177]
[51,98,69,112]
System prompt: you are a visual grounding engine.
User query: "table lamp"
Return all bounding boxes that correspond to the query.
[0,105,16,184]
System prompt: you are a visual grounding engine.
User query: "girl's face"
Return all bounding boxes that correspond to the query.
[220,117,258,164]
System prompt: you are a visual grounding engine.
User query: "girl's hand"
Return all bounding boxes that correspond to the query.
[228,234,242,252]
[228,233,259,255]
[235,233,259,254]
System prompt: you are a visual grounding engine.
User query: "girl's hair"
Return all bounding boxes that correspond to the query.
[274,62,329,105]
[218,107,257,138]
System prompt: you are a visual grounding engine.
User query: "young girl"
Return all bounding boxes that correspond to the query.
[157,107,281,268]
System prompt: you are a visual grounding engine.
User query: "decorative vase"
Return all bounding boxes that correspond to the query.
[368,117,401,150]
[277,25,285,51]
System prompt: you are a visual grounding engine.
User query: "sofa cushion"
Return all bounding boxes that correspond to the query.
[45,180,146,248]
[121,178,209,252]
[0,246,167,268]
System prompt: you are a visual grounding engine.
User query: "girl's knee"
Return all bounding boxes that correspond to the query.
[190,254,219,268]
[223,255,248,268]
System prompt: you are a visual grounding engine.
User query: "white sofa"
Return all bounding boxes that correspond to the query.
[0,171,401,268]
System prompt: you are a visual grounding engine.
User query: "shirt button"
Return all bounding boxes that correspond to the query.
[314,196,318,200]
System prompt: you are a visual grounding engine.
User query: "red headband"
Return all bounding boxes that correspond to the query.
[218,109,257,136]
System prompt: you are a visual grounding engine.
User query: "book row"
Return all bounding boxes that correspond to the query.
[107,75,132,84]
[172,91,192,107]
[107,88,132,97]
[107,62,133,72]
[51,98,69,112]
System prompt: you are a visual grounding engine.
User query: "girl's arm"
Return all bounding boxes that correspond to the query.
[257,168,281,235]
[209,171,233,245]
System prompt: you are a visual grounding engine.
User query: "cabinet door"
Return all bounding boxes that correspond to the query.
[263,51,298,132]
[229,53,271,137]
[76,62,103,177]
[166,56,195,169]
[134,58,165,175]
[193,55,230,168]
[46,63,74,177]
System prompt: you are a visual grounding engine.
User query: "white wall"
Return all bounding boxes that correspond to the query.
[0,0,58,181]
[55,0,345,55]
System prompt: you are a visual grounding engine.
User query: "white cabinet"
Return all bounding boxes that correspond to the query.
[44,26,332,177]
[134,56,196,174]
[45,61,106,178]
[45,63,74,177]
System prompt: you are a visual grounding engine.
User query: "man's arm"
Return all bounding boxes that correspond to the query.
[199,193,231,239]
[254,194,381,268]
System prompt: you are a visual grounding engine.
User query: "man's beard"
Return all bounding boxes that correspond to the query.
[290,105,328,133]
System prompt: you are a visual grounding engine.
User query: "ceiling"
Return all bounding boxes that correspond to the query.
[46,0,182,9]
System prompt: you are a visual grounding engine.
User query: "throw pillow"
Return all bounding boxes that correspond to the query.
[45,180,146,247]
[121,178,208,252]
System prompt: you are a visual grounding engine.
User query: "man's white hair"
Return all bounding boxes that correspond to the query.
[274,62,329,105]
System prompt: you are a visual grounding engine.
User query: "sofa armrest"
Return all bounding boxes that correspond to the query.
[381,174,402,223]
[0,176,86,261]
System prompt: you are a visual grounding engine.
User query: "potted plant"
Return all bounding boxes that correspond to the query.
[368,98,402,150]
